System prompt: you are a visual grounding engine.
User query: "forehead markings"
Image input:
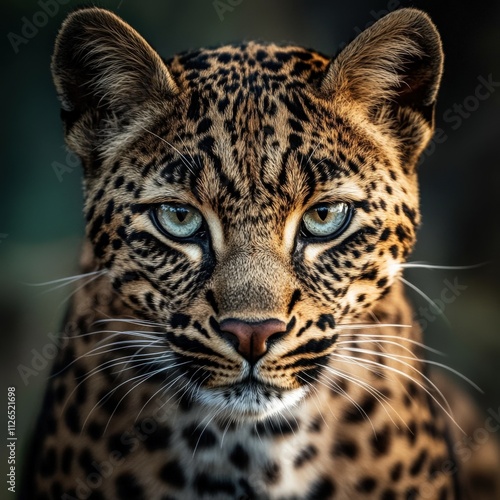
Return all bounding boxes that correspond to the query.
[308,180,366,204]
[138,181,196,205]
[139,91,368,265]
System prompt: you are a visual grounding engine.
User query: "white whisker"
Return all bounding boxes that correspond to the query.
[399,276,451,327]
[338,333,444,355]
[303,369,377,433]
[59,352,176,412]
[337,346,450,410]
[93,317,165,328]
[337,323,412,330]
[337,339,417,358]
[176,132,203,172]
[139,126,197,176]
[136,366,196,421]
[56,271,108,307]
[339,345,482,393]
[401,262,487,271]
[24,270,106,290]
[333,351,465,433]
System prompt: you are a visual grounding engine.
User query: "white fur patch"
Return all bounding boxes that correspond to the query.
[195,384,308,421]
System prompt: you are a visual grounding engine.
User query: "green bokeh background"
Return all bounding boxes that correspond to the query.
[1,0,499,494]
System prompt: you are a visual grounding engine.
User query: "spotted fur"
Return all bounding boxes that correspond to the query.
[22,7,500,500]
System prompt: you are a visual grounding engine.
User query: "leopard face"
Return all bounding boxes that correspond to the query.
[52,8,442,421]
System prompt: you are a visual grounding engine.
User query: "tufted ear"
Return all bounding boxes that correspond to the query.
[320,8,443,167]
[52,7,178,165]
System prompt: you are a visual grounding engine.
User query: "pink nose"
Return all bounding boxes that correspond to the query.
[219,319,287,362]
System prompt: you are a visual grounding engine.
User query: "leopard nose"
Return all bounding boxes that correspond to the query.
[219,318,287,362]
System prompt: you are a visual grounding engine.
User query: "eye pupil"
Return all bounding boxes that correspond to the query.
[176,209,188,223]
[316,207,328,221]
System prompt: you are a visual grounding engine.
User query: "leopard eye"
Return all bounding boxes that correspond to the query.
[154,203,203,239]
[302,202,351,238]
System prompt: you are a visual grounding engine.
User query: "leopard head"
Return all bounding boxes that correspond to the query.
[52,7,443,420]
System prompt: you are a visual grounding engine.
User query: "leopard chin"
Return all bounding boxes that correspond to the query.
[193,381,308,421]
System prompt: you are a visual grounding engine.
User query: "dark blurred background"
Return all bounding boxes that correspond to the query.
[1,0,499,493]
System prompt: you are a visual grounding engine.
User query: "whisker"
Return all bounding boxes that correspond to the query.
[136,366,197,421]
[337,346,450,409]
[401,262,487,271]
[324,358,411,431]
[320,363,402,427]
[296,374,333,425]
[23,270,106,291]
[337,323,412,330]
[176,132,203,172]
[56,271,108,307]
[220,416,234,448]
[86,339,162,356]
[102,365,172,434]
[60,329,160,341]
[93,317,165,328]
[333,351,465,433]
[59,351,175,412]
[139,126,197,176]
[95,331,160,343]
[399,276,451,327]
[339,345,482,393]
[303,140,324,171]
[337,339,417,358]
[305,380,331,428]
[338,333,444,355]
[193,408,224,457]
[87,359,190,434]
[50,334,163,377]
[139,363,204,425]
[302,369,377,433]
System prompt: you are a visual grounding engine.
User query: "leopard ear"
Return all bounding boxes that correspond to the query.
[321,8,443,166]
[52,7,178,163]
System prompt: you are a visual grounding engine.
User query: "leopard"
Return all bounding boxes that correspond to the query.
[20,6,500,500]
